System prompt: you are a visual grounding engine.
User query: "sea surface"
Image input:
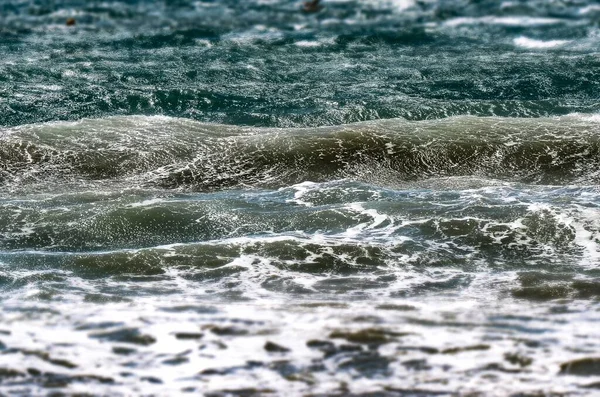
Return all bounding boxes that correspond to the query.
[1,0,600,396]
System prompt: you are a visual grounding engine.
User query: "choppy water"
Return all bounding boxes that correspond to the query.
[1,1,600,396]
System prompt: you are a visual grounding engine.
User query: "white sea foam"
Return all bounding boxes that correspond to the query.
[284,181,318,206]
[576,113,600,123]
[579,5,600,15]
[514,36,572,49]
[571,206,600,268]
[326,0,415,11]
[445,16,565,27]
[128,198,166,208]
[387,0,416,12]
[295,40,324,47]
[34,84,63,91]
[0,288,597,396]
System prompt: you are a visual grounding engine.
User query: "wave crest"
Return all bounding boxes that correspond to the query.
[2,115,600,192]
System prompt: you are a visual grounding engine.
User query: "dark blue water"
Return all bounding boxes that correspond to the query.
[1,1,600,395]
[2,0,599,128]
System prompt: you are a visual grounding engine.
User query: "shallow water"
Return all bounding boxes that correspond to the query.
[1,1,600,396]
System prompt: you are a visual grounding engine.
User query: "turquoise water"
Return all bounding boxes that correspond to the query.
[1,1,600,395]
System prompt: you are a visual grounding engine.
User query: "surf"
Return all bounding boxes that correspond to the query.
[2,114,600,192]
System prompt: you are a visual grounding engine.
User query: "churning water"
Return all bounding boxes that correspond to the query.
[1,1,600,396]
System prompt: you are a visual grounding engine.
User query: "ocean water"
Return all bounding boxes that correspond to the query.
[1,0,600,395]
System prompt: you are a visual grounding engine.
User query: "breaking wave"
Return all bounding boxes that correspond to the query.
[2,114,600,192]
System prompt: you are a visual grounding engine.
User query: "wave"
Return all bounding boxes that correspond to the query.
[1,180,599,298]
[1,114,600,191]
[1,180,597,259]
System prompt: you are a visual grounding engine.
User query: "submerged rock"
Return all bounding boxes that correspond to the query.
[207,326,249,336]
[329,328,408,345]
[17,349,77,369]
[376,304,418,311]
[89,328,156,346]
[264,341,290,353]
[560,358,600,376]
[306,340,335,349]
[0,368,25,378]
[504,352,533,367]
[402,359,431,371]
[338,351,392,377]
[204,389,276,397]
[112,347,136,355]
[174,332,204,340]
[441,344,490,354]
[397,346,439,354]
[141,376,163,384]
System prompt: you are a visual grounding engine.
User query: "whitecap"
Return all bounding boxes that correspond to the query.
[445,16,565,27]
[513,36,572,49]
[295,40,323,47]
[579,5,600,15]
